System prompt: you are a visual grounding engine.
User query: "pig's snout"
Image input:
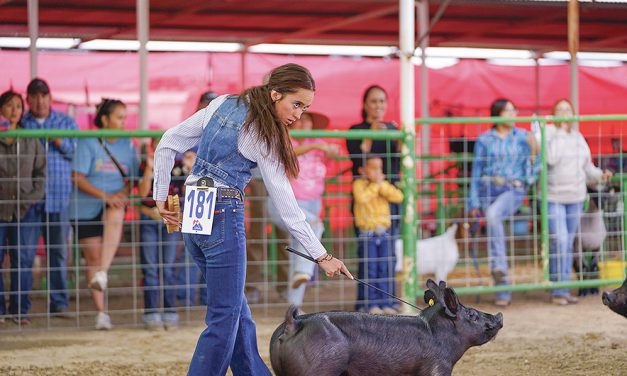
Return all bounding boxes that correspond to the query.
[488,312,503,331]
[495,312,503,328]
[602,291,615,306]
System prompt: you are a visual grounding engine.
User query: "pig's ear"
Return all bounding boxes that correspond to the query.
[426,279,438,290]
[424,290,437,306]
[443,288,459,317]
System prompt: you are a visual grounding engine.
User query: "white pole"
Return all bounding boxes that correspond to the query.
[137,0,149,130]
[28,0,38,79]
[568,0,579,115]
[400,0,417,305]
[418,0,429,177]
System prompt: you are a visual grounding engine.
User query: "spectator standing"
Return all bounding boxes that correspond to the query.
[22,78,77,317]
[545,99,612,305]
[0,90,46,325]
[353,156,403,314]
[138,138,183,329]
[153,63,352,375]
[267,111,338,307]
[468,98,540,307]
[196,90,219,110]
[69,99,139,330]
[174,92,214,307]
[346,85,401,311]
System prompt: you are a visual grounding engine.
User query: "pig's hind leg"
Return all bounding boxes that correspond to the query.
[283,321,351,376]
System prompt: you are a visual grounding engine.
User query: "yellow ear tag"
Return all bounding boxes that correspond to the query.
[428,298,435,307]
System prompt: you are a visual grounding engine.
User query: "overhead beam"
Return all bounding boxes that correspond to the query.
[84,1,220,42]
[244,4,398,47]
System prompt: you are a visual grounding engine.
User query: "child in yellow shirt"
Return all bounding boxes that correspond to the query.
[353,156,403,314]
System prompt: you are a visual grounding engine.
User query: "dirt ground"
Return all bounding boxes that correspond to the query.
[1,292,625,376]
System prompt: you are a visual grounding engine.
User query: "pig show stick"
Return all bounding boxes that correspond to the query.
[285,246,422,311]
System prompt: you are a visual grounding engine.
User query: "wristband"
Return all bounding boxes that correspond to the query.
[315,253,334,264]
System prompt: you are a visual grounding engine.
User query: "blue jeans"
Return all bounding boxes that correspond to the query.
[548,201,583,297]
[40,207,70,312]
[480,182,526,302]
[175,246,207,306]
[0,205,41,316]
[268,198,322,306]
[140,214,180,316]
[183,199,270,376]
[357,231,395,309]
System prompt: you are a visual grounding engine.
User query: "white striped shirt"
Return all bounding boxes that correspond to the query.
[153,95,327,260]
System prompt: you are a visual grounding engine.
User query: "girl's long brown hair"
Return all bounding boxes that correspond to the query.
[239,63,315,179]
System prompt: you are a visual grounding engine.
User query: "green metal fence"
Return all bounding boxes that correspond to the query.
[0,114,625,326]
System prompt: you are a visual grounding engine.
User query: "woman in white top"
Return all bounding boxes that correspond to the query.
[152,63,352,376]
[546,99,612,305]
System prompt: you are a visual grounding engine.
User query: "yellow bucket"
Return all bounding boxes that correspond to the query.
[599,260,626,281]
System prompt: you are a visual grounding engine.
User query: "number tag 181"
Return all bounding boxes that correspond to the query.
[181,185,218,235]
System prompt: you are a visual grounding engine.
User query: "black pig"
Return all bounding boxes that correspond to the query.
[602,277,627,318]
[269,279,503,376]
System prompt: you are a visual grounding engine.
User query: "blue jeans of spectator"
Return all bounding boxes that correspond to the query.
[0,205,41,316]
[140,214,180,317]
[175,247,207,306]
[480,182,526,302]
[390,202,401,238]
[268,198,323,307]
[287,199,322,307]
[357,230,395,309]
[40,206,70,312]
[183,199,270,376]
[548,201,583,298]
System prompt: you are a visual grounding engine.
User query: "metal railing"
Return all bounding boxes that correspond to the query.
[0,114,625,330]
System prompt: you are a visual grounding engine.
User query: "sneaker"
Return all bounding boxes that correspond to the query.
[50,308,74,319]
[12,317,31,326]
[551,297,569,306]
[245,287,261,304]
[494,299,511,307]
[382,307,399,315]
[89,271,108,292]
[143,313,163,331]
[95,312,113,330]
[566,296,579,304]
[368,306,385,315]
[290,273,311,289]
[162,312,179,331]
[491,269,507,285]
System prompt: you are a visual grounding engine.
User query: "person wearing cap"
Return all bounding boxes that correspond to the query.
[267,111,339,308]
[197,90,219,110]
[22,78,78,317]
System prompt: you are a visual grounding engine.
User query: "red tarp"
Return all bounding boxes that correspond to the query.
[2,50,625,229]
[2,50,626,131]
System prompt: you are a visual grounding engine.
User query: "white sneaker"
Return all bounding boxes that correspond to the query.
[95,312,112,330]
[368,306,385,315]
[89,271,108,291]
[290,272,311,289]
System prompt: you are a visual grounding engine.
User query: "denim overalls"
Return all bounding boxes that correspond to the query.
[184,96,271,376]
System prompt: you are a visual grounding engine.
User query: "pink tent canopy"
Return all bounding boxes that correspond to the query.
[2,50,625,133]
